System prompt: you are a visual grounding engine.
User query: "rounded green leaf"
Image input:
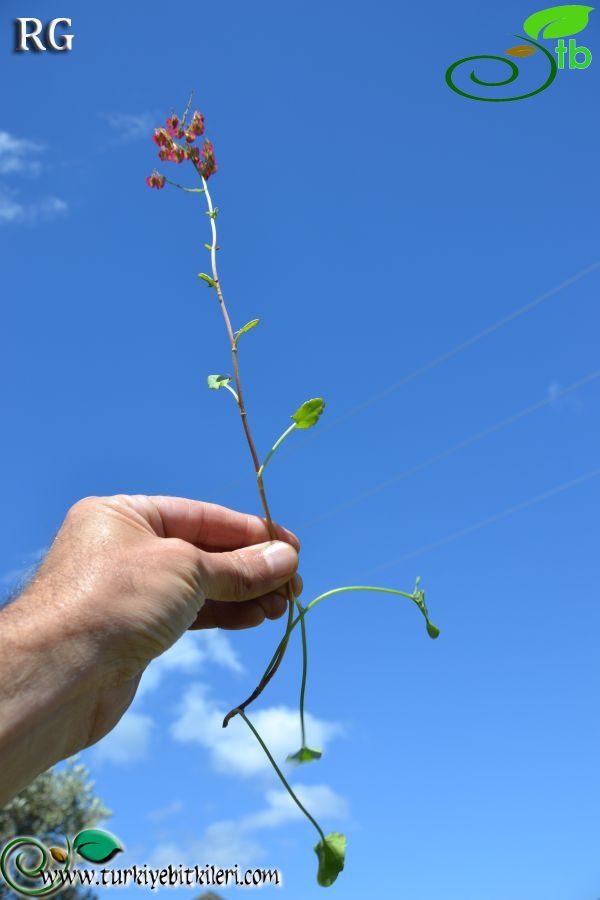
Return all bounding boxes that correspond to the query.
[291,398,325,429]
[314,832,346,887]
[287,746,323,764]
[523,5,593,39]
[198,272,217,288]
[207,374,231,390]
[73,829,123,864]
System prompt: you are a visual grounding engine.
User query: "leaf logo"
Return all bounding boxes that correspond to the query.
[73,828,123,864]
[505,44,538,55]
[523,4,594,39]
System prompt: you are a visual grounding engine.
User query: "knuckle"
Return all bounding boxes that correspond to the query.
[67,495,100,516]
[230,553,256,600]
[162,536,193,559]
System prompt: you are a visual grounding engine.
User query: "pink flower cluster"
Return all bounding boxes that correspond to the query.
[146,170,166,190]
[146,108,217,189]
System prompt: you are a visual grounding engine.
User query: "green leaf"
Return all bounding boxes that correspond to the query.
[426,621,441,639]
[291,398,325,429]
[411,581,440,640]
[73,829,123,864]
[286,746,322,764]
[198,273,217,288]
[233,319,260,346]
[314,832,346,887]
[204,243,219,251]
[523,5,593,38]
[207,374,232,390]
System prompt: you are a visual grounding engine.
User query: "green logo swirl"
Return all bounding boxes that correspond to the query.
[0,836,72,897]
[445,35,557,101]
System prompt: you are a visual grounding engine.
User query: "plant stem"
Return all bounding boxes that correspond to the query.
[181,91,195,127]
[223,383,239,404]
[166,179,205,193]
[199,172,298,724]
[257,423,297,480]
[298,599,308,746]
[262,585,435,682]
[238,710,326,844]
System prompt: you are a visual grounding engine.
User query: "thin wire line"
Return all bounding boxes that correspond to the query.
[299,370,600,529]
[317,260,600,435]
[210,260,600,500]
[364,467,600,575]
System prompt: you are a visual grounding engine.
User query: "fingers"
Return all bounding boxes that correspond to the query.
[189,574,303,630]
[196,540,299,603]
[147,496,300,552]
[189,595,285,630]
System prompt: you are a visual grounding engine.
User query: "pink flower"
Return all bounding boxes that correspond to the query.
[166,115,185,139]
[188,111,205,137]
[146,171,166,189]
[150,111,214,176]
[198,139,217,179]
[152,127,172,148]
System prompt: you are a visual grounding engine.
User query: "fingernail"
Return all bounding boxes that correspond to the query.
[262,541,298,578]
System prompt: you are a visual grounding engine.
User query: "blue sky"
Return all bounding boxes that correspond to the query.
[1,0,600,897]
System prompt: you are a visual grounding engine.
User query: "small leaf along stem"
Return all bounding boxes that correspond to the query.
[146,99,441,888]
[238,709,327,845]
[199,172,299,724]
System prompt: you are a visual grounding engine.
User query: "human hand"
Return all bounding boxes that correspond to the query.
[0,494,301,792]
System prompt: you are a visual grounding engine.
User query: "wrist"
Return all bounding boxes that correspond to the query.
[0,588,104,805]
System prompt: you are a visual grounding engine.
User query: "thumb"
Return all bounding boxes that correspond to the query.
[196,540,299,602]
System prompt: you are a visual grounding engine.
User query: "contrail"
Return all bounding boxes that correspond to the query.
[364,467,600,575]
[300,369,600,529]
[317,260,600,435]
[211,261,600,501]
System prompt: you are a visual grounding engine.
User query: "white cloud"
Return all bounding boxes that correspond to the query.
[149,825,263,871]
[105,112,156,141]
[0,193,23,223]
[170,682,343,777]
[0,190,67,226]
[0,131,43,176]
[201,629,245,674]
[148,783,348,870]
[0,131,67,226]
[242,783,348,830]
[146,800,184,823]
[93,711,154,764]
[40,196,68,216]
[137,631,244,698]
[547,380,583,413]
